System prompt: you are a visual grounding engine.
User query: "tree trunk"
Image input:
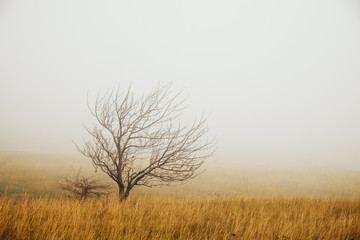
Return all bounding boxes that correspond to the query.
[118,184,132,202]
[118,184,127,202]
[124,189,130,199]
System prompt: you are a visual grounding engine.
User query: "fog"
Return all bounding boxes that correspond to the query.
[0,0,359,169]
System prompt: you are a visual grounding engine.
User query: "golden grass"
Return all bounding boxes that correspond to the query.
[1,195,360,240]
[1,151,360,239]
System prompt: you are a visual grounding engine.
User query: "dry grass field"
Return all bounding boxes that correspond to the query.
[1,151,360,239]
[1,196,360,240]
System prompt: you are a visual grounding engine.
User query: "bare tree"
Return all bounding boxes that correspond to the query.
[76,83,215,201]
[58,169,112,200]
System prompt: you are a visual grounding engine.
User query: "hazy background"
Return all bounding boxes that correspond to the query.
[1,0,359,169]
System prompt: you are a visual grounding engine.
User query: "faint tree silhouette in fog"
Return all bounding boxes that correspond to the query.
[76,83,215,201]
[58,169,112,200]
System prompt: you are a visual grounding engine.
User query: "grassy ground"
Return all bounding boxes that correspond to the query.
[1,150,360,198]
[1,196,360,240]
[1,151,360,239]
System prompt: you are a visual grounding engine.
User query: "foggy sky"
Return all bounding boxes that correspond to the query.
[0,0,359,168]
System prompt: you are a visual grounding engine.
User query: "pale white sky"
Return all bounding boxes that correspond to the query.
[0,0,359,168]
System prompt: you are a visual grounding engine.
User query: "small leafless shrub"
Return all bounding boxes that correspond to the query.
[58,169,112,200]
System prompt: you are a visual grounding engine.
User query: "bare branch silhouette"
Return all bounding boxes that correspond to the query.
[58,169,112,200]
[75,83,216,201]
